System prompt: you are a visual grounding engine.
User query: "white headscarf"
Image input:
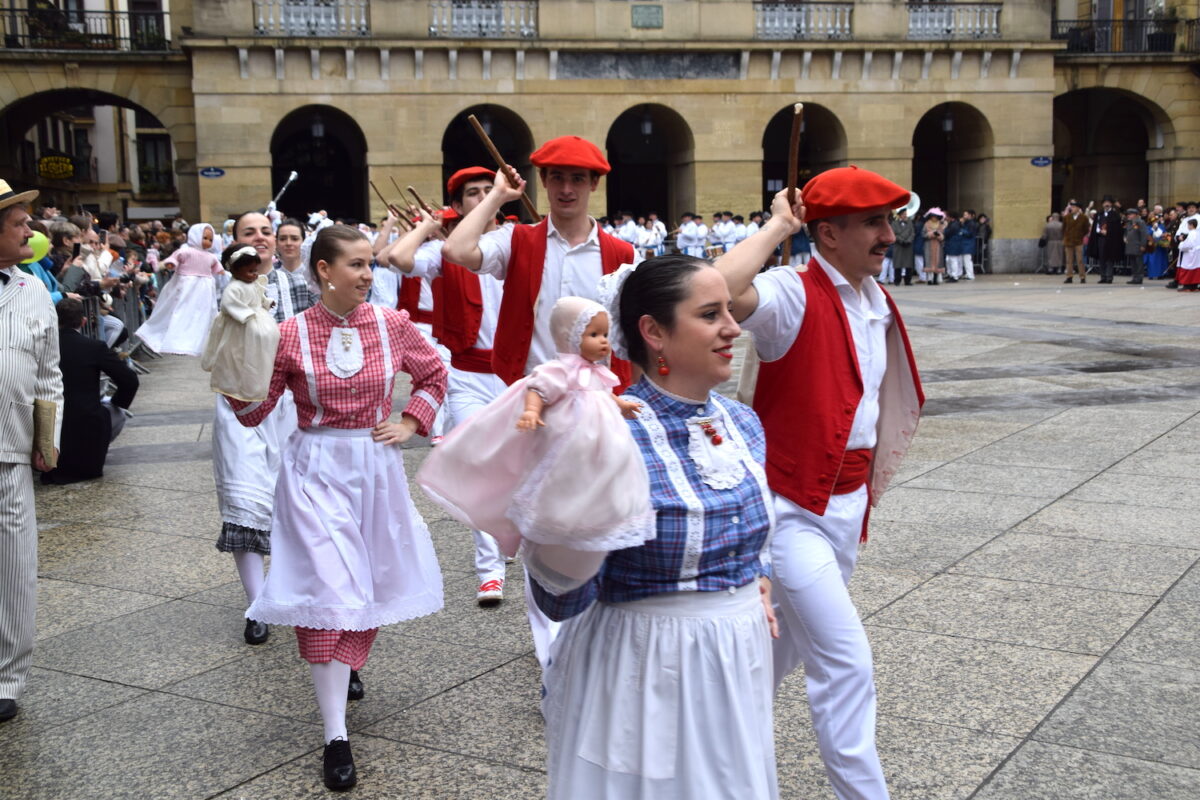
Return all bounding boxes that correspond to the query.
[186,222,221,256]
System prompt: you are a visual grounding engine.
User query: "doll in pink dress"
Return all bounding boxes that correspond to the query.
[137,223,224,356]
[418,296,655,557]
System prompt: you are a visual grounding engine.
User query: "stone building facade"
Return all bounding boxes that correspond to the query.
[1,0,1197,271]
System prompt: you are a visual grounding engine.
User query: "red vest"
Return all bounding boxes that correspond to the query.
[431,260,484,356]
[753,261,924,516]
[491,218,634,388]
[398,276,433,324]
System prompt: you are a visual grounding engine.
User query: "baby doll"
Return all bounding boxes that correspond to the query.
[201,244,281,402]
[418,296,655,557]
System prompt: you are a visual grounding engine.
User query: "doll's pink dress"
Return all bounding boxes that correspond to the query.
[417,353,654,557]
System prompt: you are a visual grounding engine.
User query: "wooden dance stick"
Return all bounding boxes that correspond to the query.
[466,113,541,222]
[782,103,804,268]
[405,185,439,218]
[369,180,404,220]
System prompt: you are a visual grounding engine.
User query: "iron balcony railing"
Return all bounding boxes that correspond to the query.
[754,2,852,41]
[907,2,1001,40]
[253,0,370,37]
[1,7,170,51]
[428,0,537,39]
[1053,17,1199,54]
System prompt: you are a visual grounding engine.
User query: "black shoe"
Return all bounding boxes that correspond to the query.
[0,699,17,722]
[1127,279,1143,284]
[347,670,364,701]
[1063,277,1073,284]
[243,618,269,645]
[323,738,357,791]
[1166,281,1178,289]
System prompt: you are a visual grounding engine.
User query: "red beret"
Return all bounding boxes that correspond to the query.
[439,207,460,222]
[446,166,496,196]
[802,165,910,222]
[530,136,610,175]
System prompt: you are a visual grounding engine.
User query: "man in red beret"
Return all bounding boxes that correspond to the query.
[441,136,637,669]
[381,166,521,607]
[443,135,638,388]
[715,166,925,800]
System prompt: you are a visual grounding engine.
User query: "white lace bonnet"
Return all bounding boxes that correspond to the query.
[551,296,609,358]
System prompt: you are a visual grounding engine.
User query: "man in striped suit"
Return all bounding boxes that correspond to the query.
[0,181,63,723]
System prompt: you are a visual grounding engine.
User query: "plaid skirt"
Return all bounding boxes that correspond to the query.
[216,522,271,555]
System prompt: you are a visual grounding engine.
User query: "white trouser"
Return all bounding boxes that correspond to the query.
[961,253,975,280]
[946,255,963,279]
[0,462,36,701]
[771,488,889,800]
[914,255,925,281]
[880,257,894,285]
[447,364,560,661]
[446,366,509,584]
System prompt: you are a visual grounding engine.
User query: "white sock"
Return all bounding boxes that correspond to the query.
[311,659,351,744]
[233,551,265,604]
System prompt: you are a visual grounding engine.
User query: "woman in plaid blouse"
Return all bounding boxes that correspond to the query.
[224,225,447,792]
[526,255,781,799]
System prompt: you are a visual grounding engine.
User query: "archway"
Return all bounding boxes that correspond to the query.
[0,88,179,217]
[270,105,367,223]
[1053,89,1166,211]
[605,104,694,223]
[441,104,534,218]
[761,103,847,212]
[912,102,994,216]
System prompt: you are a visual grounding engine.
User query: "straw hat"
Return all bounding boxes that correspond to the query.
[0,179,38,212]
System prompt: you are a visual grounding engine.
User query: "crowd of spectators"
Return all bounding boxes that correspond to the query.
[1041,196,1200,287]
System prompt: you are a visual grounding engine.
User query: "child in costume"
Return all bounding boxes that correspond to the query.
[1177,218,1200,292]
[137,222,224,356]
[418,296,655,556]
[202,244,281,402]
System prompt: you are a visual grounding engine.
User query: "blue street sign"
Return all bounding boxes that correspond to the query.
[1030,157,1052,167]
[199,167,226,178]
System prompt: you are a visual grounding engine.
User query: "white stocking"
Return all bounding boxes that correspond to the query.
[310,659,351,744]
[232,551,265,604]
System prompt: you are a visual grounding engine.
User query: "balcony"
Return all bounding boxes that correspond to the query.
[754,2,852,41]
[907,2,1000,41]
[1053,17,1199,55]
[428,1,537,39]
[253,0,370,37]
[1,8,171,52]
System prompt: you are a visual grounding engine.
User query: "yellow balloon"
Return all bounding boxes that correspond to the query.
[21,231,50,264]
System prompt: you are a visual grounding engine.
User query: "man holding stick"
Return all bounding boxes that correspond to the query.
[715,167,924,800]
[442,136,637,668]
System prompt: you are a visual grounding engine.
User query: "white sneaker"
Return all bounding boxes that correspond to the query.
[476,578,504,605]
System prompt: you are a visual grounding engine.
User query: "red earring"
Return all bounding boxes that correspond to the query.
[657,355,670,376]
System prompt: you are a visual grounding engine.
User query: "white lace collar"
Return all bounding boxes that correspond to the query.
[684,409,747,490]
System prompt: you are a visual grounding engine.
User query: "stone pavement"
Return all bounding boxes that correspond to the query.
[3,274,1199,799]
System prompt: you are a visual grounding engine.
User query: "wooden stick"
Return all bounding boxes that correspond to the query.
[466,113,541,222]
[369,180,402,220]
[782,102,804,268]
[405,185,439,217]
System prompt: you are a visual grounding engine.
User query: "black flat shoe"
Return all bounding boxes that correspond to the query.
[243,618,269,645]
[0,699,17,722]
[348,670,364,701]
[323,738,357,791]
[1063,277,1073,284]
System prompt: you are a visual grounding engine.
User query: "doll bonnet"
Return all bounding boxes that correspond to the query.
[550,296,608,358]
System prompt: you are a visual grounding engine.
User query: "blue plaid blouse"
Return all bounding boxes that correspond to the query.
[530,377,774,621]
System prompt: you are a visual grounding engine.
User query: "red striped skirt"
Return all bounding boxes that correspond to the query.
[295,627,379,670]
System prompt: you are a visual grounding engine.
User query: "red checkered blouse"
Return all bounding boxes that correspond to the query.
[229,301,446,434]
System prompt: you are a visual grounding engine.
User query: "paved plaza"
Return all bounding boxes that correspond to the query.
[3,274,1199,799]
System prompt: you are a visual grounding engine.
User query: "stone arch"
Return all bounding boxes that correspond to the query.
[270,104,368,222]
[911,101,995,217]
[761,103,847,212]
[605,103,695,224]
[441,104,535,217]
[1053,88,1174,210]
[0,85,195,217]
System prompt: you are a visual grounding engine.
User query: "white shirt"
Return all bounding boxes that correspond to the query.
[476,217,642,372]
[717,220,738,246]
[651,219,667,238]
[695,223,709,246]
[1180,227,1200,269]
[733,223,748,243]
[637,226,664,249]
[369,264,400,309]
[678,221,698,250]
[617,219,640,244]
[746,221,760,237]
[741,250,892,450]
[412,238,504,350]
